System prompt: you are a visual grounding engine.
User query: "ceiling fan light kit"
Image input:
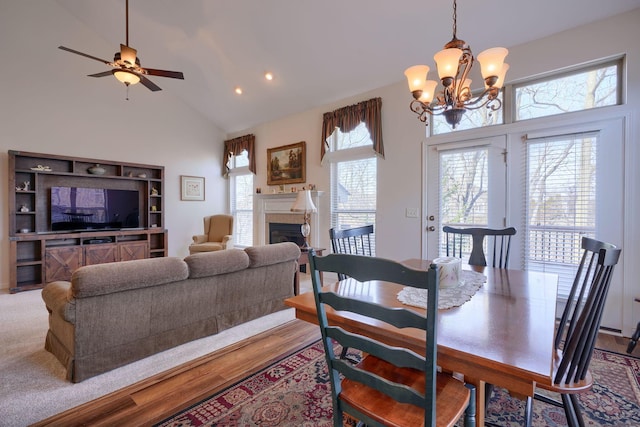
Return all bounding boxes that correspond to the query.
[59,0,183,95]
[113,69,141,86]
[404,0,508,128]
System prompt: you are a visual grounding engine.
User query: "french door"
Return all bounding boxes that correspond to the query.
[425,136,507,262]
[519,120,624,330]
[423,118,624,331]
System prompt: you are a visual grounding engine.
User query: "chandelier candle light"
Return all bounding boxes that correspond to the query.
[291,190,317,249]
[404,0,509,128]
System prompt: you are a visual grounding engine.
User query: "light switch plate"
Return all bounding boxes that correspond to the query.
[406,207,418,218]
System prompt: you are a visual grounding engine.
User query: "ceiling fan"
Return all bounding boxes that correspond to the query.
[58,0,184,93]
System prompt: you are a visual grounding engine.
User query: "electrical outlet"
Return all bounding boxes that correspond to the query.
[406,207,418,218]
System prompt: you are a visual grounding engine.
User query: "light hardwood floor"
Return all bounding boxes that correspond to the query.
[34,275,635,426]
[34,319,321,427]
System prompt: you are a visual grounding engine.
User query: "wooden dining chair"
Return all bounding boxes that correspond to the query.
[307,250,476,427]
[329,224,373,254]
[329,225,375,359]
[488,237,621,427]
[442,226,516,268]
[329,224,374,280]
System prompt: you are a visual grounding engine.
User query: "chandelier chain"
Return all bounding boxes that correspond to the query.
[452,0,457,39]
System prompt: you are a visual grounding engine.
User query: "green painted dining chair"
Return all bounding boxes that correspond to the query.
[308,250,476,427]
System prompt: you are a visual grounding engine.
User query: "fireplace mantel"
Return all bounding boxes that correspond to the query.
[255,191,323,246]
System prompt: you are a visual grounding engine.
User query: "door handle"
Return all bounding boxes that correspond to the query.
[427,226,435,232]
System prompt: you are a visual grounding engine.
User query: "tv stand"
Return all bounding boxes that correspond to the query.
[8,150,167,293]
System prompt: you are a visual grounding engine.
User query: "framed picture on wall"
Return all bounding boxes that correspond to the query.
[267,141,306,185]
[180,175,205,201]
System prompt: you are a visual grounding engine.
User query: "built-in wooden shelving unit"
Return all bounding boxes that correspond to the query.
[8,150,168,293]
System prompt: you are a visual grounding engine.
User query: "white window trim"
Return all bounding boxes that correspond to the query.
[228,161,253,248]
[323,145,378,164]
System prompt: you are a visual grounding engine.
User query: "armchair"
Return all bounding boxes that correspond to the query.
[189,214,234,254]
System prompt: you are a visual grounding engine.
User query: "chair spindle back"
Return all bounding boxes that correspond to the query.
[329,225,374,280]
[553,237,621,385]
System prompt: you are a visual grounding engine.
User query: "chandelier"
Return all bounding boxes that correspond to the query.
[404,0,509,128]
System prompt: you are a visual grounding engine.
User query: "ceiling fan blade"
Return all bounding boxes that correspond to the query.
[143,68,185,80]
[139,75,162,92]
[58,46,111,64]
[87,71,114,78]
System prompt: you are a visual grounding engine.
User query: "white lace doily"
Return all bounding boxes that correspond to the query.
[397,270,487,310]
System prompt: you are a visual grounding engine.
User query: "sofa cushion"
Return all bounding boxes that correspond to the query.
[184,249,250,279]
[189,242,224,252]
[245,242,301,268]
[71,257,189,298]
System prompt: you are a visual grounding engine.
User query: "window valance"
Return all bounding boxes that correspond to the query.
[223,134,256,176]
[321,97,384,160]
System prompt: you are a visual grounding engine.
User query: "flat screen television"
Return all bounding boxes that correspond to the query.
[50,186,140,231]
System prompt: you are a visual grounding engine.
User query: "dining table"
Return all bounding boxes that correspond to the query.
[284,258,559,425]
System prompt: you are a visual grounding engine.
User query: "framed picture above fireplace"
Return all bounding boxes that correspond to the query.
[267,141,306,185]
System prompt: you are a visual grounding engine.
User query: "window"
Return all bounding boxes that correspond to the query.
[438,147,489,257]
[326,122,377,254]
[439,147,489,226]
[431,59,622,135]
[524,132,597,298]
[515,60,621,121]
[228,150,253,247]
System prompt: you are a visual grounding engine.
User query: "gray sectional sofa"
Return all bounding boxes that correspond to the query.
[41,242,301,382]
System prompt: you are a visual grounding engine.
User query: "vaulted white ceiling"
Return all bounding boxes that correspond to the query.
[54,0,640,134]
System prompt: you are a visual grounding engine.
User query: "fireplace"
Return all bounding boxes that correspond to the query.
[269,223,304,247]
[254,191,323,247]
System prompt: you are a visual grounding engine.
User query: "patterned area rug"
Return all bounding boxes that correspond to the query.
[486,349,640,426]
[156,342,640,426]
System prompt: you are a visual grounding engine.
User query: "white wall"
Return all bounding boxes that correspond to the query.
[0,2,228,290]
[233,9,640,335]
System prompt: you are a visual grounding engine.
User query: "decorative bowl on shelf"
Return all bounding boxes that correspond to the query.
[88,164,106,175]
[19,228,30,233]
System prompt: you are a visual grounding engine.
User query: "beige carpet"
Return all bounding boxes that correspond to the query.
[0,287,300,426]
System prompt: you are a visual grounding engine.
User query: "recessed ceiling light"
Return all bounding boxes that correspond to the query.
[235,87,243,95]
[264,72,274,81]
